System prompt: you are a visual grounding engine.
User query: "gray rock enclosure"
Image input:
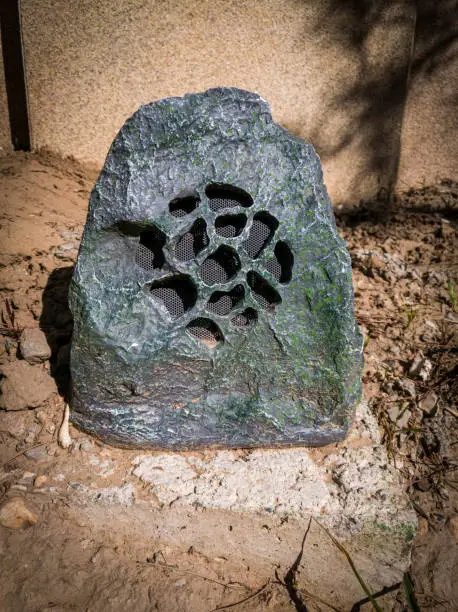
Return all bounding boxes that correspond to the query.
[69,88,363,449]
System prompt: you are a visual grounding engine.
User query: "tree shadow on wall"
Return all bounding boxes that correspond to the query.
[39,266,74,401]
[289,0,457,204]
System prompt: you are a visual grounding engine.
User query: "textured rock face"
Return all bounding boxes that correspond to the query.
[69,88,363,449]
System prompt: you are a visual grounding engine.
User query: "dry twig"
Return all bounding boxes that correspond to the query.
[3,442,50,466]
[209,580,271,611]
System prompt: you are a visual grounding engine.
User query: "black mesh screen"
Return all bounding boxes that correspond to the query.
[207,294,232,315]
[169,193,200,217]
[135,243,158,271]
[135,185,292,344]
[209,197,239,212]
[148,275,197,318]
[206,184,253,212]
[215,213,247,238]
[265,258,282,281]
[200,259,229,284]
[242,212,279,259]
[175,218,209,261]
[187,318,223,346]
[231,307,258,328]
[150,287,185,318]
[199,246,241,285]
[247,270,282,310]
[206,284,244,316]
[135,226,166,271]
[243,219,270,258]
[266,241,294,284]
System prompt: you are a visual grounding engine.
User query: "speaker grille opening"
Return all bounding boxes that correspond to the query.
[265,259,282,281]
[215,213,247,238]
[231,307,258,328]
[199,245,241,286]
[206,284,245,316]
[169,193,200,217]
[247,270,282,310]
[135,226,166,271]
[206,183,253,212]
[242,212,279,259]
[266,241,294,284]
[147,275,197,319]
[187,317,223,347]
[175,218,209,261]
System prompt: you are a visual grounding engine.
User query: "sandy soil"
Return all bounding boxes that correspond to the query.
[0,151,457,611]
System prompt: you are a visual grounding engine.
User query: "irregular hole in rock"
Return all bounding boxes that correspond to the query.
[206,284,245,316]
[206,183,253,212]
[231,307,258,328]
[247,270,282,310]
[186,317,223,347]
[214,213,247,238]
[242,212,279,259]
[199,245,241,286]
[175,218,209,261]
[169,192,200,217]
[266,241,294,284]
[135,225,166,271]
[147,275,197,318]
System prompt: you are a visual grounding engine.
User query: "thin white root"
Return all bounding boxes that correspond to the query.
[58,403,72,449]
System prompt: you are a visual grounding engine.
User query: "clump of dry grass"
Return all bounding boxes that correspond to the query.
[0,298,22,341]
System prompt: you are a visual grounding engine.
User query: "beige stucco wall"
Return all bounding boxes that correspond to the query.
[17,0,455,203]
[398,1,458,190]
[0,31,12,155]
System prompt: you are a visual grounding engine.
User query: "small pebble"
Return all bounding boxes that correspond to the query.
[398,410,411,429]
[24,423,41,445]
[419,392,438,415]
[388,405,411,428]
[60,230,79,241]
[397,378,416,397]
[409,357,433,381]
[417,518,428,537]
[35,409,47,423]
[388,405,401,422]
[34,475,48,488]
[24,446,48,461]
[19,328,52,364]
[17,472,36,487]
[59,242,76,251]
[0,497,38,529]
[78,438,94,452]
[421,320,439,342]
[91,548,102,563]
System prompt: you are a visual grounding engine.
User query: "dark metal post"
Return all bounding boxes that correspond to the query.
[0,0,30,150]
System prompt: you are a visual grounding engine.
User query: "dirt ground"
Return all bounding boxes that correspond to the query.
[0,151,457,611]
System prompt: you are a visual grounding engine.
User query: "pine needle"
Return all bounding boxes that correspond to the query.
[312,518,383,612]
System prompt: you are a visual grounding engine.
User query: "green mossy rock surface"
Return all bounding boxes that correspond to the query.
[69,87,363,449]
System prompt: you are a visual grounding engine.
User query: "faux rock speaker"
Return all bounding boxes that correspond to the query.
[69,88,363,449]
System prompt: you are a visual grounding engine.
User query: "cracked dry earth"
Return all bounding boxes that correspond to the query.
[0,151,457,611]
